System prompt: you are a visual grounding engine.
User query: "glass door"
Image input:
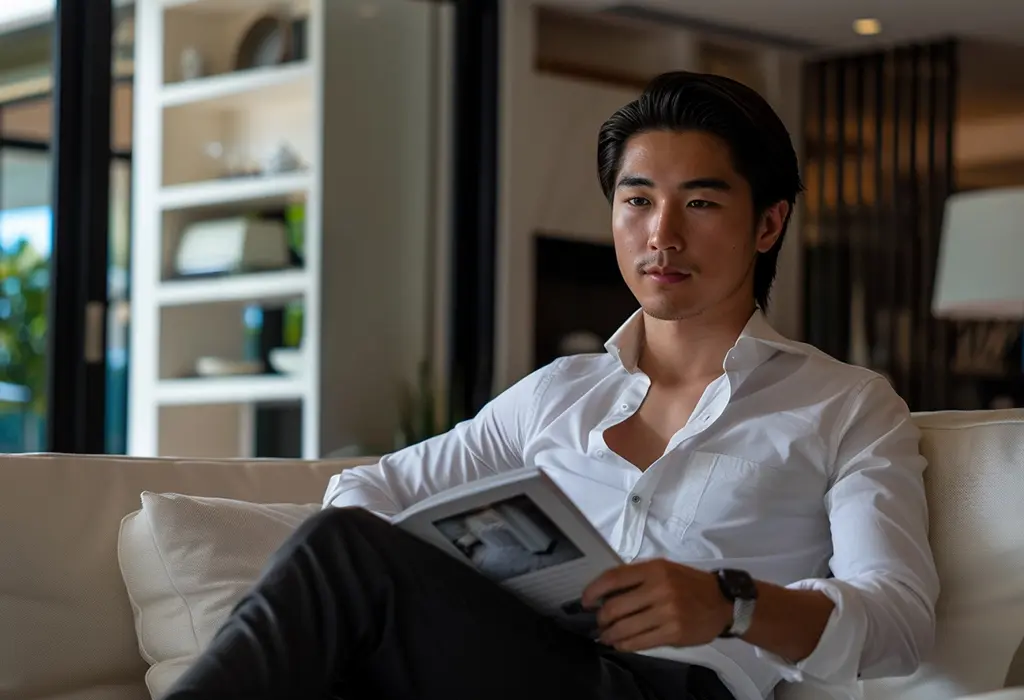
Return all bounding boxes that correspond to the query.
[0,0,128,453]
[0,9,54,451]
[0,145,50,451]
[106,2,135,453]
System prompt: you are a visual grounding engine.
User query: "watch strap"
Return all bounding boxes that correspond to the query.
[712,568,758,639]
[727,597,756,638]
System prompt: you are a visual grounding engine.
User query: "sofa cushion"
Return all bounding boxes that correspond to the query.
[0,454,363,700]
[118,492,320,697]
[860,410,1024,699]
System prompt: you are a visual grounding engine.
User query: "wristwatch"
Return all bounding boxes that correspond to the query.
[712,568,758,638]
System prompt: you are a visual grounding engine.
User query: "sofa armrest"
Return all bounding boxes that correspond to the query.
[956,690,1024,700]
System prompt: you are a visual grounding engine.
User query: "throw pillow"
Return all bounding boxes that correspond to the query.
[117,491,319,698]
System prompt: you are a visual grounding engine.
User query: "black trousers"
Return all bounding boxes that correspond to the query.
[164,507,736,700]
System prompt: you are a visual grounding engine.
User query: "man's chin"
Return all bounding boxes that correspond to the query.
[640,300,706,322]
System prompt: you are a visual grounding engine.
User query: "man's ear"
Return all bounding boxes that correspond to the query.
[755,200,790,254]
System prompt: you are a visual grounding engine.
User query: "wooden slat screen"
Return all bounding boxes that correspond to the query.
[803,40,958,411]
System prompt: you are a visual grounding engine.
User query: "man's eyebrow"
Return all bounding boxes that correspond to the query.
[616,175,654,189]
[615,175,732,191]
[681,178,731,191]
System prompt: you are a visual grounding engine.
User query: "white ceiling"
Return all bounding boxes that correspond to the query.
[0,0,52,34]
[0,0,133,34]
[556,0,1024,50]
[4,0,1021,49]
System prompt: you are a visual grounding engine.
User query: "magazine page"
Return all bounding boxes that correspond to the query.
[392,468,621,636]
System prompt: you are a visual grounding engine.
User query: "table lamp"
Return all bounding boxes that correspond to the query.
[933,187,1024,373]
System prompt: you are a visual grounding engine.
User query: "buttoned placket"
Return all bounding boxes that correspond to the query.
[663,372,734,454]
[618,426,654,561]
[615,370,740,562]
[587,372,649,559]
[592,343,760,561]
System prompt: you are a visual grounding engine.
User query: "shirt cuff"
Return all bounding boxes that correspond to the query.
[754,578,868,685]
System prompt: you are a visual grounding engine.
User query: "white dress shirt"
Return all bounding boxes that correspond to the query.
[324,310,939,700]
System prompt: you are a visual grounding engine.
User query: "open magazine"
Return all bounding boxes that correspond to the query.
[392,468,622,637]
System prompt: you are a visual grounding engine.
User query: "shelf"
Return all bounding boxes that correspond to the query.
[162,0,311,12]
[155,375,306,406]
[159,172,311,210]
[162,62,312,110]
[157,269,308,306]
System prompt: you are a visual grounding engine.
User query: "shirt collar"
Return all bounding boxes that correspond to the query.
[604,308,811,374]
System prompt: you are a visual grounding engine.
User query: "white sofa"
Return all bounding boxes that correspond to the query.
[1,410,1022,700]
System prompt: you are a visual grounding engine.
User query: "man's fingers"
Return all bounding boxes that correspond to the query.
[595,584,654,630]
[598,607,661,647]
[611,626,675,653]
[582,562,650,608]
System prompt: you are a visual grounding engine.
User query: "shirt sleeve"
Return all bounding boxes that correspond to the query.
[756,376,940,685]
[321,360,560,517]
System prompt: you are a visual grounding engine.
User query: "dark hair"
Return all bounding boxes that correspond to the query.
[597,71,803,311]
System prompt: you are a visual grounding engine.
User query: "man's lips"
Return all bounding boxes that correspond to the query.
[643,267,692,284]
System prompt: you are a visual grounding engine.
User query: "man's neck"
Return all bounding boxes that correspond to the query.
[638,303,756,387]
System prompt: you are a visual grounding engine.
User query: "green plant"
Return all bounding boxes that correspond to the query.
[395,361,468,449]
[283,301,304,348]
[0,238,48,415]
[284,203,305,260]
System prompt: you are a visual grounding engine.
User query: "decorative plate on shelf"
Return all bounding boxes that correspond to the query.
[235,15,292,70]
[195,357,265,378]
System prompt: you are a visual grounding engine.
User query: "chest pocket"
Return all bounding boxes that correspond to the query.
[657,451,792,542]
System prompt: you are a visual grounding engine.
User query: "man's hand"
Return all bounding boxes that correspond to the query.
[581,559,732,652]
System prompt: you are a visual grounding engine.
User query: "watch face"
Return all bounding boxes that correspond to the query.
[718,568,758,600]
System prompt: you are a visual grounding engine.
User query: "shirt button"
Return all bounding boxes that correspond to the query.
[595,449,606,458]
[620,403,630,412]
[702,414,710,422]
[630,494,642,505]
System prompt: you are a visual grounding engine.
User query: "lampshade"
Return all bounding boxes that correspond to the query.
[933,187,1024,320]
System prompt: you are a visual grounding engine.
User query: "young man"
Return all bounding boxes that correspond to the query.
[165,72,938,700]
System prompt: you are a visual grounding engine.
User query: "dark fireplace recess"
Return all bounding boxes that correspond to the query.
[533,234,639,369]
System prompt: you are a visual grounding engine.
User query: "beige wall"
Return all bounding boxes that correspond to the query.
[316,0,451,454]
[2,83,134,152]
[496,62,640,391]
[958,116,1024,175]
[957,39,1024,189]
[758,49,805,343]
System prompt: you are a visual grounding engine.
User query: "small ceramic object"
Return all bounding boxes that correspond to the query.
[262,142,302,175]
[204,141,253,179]
[180,46,205,81]
[269,347,304,376]
[195,357,264,377]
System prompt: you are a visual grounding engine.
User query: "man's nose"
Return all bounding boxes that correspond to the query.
[647,206,685,251]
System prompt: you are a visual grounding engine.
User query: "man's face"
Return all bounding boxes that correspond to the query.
[610,129,785,321]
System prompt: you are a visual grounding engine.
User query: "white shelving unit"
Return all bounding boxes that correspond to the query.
[131,0,322,459]
[156,269,308,306]
[158,172,313,210]
[160,62,313,109]
[130,0,452,460]
[154,375,306,406]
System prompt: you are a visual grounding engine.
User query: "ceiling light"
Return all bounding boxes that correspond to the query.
[853,18,882,36]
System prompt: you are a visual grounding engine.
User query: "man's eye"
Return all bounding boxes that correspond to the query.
[687,199,715,209]
[626,197,650,207]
